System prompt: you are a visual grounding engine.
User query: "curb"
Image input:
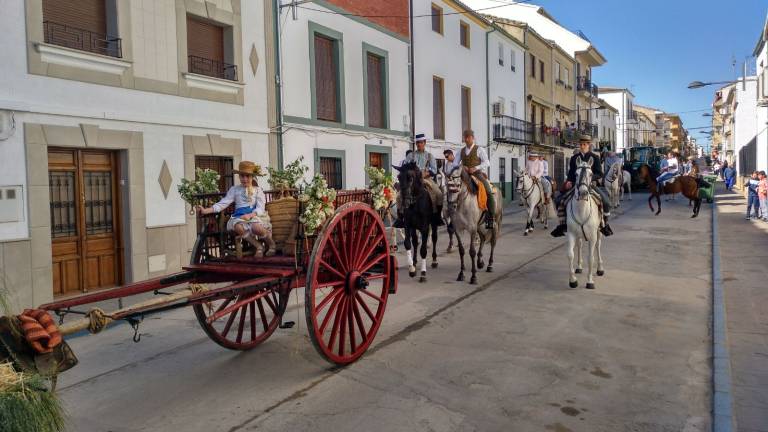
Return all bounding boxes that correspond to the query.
[711,188,736,432]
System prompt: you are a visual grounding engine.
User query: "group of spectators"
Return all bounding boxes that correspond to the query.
[745,171,768,221]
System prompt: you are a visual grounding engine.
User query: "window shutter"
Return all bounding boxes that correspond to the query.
[43,0,106,34]
[367,53,385,128]
[461,86,471,133]
[510,50,516,69]
[187,16,224,62]
[530,54,536,77]
[539,60,545,83]
[314,35,338,122]
[431,5,442,34]
[433,77,445,140]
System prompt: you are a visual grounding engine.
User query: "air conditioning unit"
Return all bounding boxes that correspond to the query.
[492,102,504,117]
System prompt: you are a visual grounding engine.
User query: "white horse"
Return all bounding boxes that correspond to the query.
[566,160,604,290]
[604,162,633,208]
[446,168,502,284]
[514,171,553,235]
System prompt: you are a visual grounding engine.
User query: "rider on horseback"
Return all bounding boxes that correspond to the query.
[393,133,443,228]
[551,135,614,238]
[456,129,496,230]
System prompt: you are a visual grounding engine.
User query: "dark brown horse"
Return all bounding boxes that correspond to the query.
[637,164,701,218]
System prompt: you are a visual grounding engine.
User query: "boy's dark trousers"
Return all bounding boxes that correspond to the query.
[747,194,760,218]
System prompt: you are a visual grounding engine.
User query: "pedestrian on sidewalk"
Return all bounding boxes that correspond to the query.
[723,165,735,191]
[746,171,760,220]
[758,171,768,222]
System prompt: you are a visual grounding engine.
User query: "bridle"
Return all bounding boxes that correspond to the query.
[516,172,541,204]
[575,165,592,201]
[445,168,463,212]
[398,166,423,209]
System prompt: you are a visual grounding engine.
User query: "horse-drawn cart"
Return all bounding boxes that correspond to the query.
[2,189,398,378]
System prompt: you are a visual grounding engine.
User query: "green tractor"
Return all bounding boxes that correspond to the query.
[622,146,668,189]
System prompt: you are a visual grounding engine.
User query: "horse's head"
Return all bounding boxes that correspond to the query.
[444,165,465,213]
[514,169,532,193]
[393,161,422,208]
[575,160,594,200]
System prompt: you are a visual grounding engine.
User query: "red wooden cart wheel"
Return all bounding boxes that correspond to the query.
[193,289,281,350]
[305,202,392,365]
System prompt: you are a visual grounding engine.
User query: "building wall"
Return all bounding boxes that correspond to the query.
[279,1,411,188]
[600,91,634,152]
[0,0,270,310]
[552,46,575,128]
[596,108,617,151]
[414,0,488,153]
[733,79,758,179]
[521,28,553,126]
[757,41,768,172]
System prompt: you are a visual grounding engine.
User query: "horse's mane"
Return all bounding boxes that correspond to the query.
[460,169,478,195]
[399,161,424,191]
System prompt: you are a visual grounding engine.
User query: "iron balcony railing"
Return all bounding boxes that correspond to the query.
[578,120,598,138]
[577,76,598,97]
[188,55,238,81]
[492,115,534,146]
[43,20,122,58]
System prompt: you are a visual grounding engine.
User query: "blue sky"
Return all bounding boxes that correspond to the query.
[529,0,767,149]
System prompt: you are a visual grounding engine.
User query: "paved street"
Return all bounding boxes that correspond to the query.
[58,195,712,432]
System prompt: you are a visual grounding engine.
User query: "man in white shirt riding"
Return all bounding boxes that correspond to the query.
[656,152,679,186]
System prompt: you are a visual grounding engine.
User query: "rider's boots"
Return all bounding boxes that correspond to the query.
[550,224,567,237]
[393,212,405,228]
[600,216,614,237]
[484,213,494,230]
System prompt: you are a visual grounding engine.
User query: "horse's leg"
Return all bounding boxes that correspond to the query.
[431,222,439,268]
[487,226,497,273]
[596,233,605,276]
[585,235,597,290]
[567,233,578,288]
[692,198,701,218]
[456,232,466,282]
[575,237,583,274]
[655,192,662,216]
[446,229,454,253]
[468,231,478,285]
[419,228,428,282]
[524,206,534,235]
[648,192,655,212]
[408,229,418,278]
[628,180,632,200]
[477,232,485,269]
[404,228,416,277]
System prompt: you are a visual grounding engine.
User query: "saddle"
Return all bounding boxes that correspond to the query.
[469,176,495,211]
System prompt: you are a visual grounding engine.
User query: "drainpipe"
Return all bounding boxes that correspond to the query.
[409,0,415,151]
[272,0,285,168]
[486,27,496,179]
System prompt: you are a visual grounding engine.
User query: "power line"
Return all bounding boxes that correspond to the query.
[293,0,534,20]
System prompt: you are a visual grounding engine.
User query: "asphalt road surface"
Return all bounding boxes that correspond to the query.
[59,194,712,432]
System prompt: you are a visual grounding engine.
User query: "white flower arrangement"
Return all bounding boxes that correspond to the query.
[365,166,396,211]
[298,175,337,235]
[177,168,221,213]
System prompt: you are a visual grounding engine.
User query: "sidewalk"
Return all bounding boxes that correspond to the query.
[716,183,768,431]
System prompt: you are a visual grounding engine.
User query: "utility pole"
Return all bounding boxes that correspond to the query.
[409,0,415,150]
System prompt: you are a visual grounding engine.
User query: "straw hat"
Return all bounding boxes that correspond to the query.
[233,160,264,176]
[578,134,592,142]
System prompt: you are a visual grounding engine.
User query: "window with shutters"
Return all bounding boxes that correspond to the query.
[499,158,506,198]
[431,4,443,34]
[555,62,561,83]
[510,49,516,71]
[319,157,343,189]
[530,54,536,78]
[498,43,504,66]
[539,60,545,83]
[460,21,470,48]
[186,15,237,81]
[433,76,445,140]
[461,86,472,134]
[563,67,569,87]
[365,50,387,129]
[42,0,122,58]
[313,34,341,122]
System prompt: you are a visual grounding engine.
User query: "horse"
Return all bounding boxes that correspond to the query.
[435,171,457,253]
[604,162,631,208]
[393,161,441,282]
[566,160,605,290]
[514,171,553,236]
[637,164,701,218]
[445,167,503,284]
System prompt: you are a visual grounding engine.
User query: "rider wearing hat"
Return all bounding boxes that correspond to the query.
[393,134,443,228]
[196,161,276,257]
[550,135,614,238]
[455,129,495,229]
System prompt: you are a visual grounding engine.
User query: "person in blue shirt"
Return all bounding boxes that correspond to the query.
[746,171,761,220]
[723,165,735,191]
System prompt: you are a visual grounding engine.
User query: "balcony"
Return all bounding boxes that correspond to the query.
[577,76,598,98]
[578,121,598,138]
[492,115,534,146]
[43,21,122,58]
[188,55,238,81]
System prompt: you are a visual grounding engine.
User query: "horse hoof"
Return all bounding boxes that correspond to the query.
[569,281,578,288]
[524,231,529,236]
[585,283,595,290]
[457,274,464,282]
[408,270,416,278]
[431,262,438,269]
[419,276,427,283]
[470,277,478,285]
[477,261,485,269]
[446,248,453,254]
[597,270,605,276]
[486,266,493,273]
[575,268,582,274]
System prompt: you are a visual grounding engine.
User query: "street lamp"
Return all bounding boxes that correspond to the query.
[687,78,757,89]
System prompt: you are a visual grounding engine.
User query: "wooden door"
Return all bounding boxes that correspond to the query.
[49,149,122,296]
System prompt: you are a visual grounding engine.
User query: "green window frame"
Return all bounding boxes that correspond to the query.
[362,43,390,130]
[313,148,346,189]
[364,144,392,184]
[308,21,346,125]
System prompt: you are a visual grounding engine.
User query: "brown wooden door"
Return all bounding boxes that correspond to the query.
[49,149,121,296]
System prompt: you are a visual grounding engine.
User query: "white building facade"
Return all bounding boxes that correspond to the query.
[733,78,758,180]
[599,88,637,152]
[0,0,271,309]
[755,14,768,173]
[487,26,526,203]
[413,0,489,164]
[595,100,618,153]
[278,0,411,189]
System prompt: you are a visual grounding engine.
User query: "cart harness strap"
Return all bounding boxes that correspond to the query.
[18,309,62,354]
[85,308,112,334]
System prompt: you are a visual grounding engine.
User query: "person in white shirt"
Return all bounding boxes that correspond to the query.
[455,129,495,229]
[539,155,550,181]
[526,153,543,178]
[656,152,680,186]
[443,149,457,175]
